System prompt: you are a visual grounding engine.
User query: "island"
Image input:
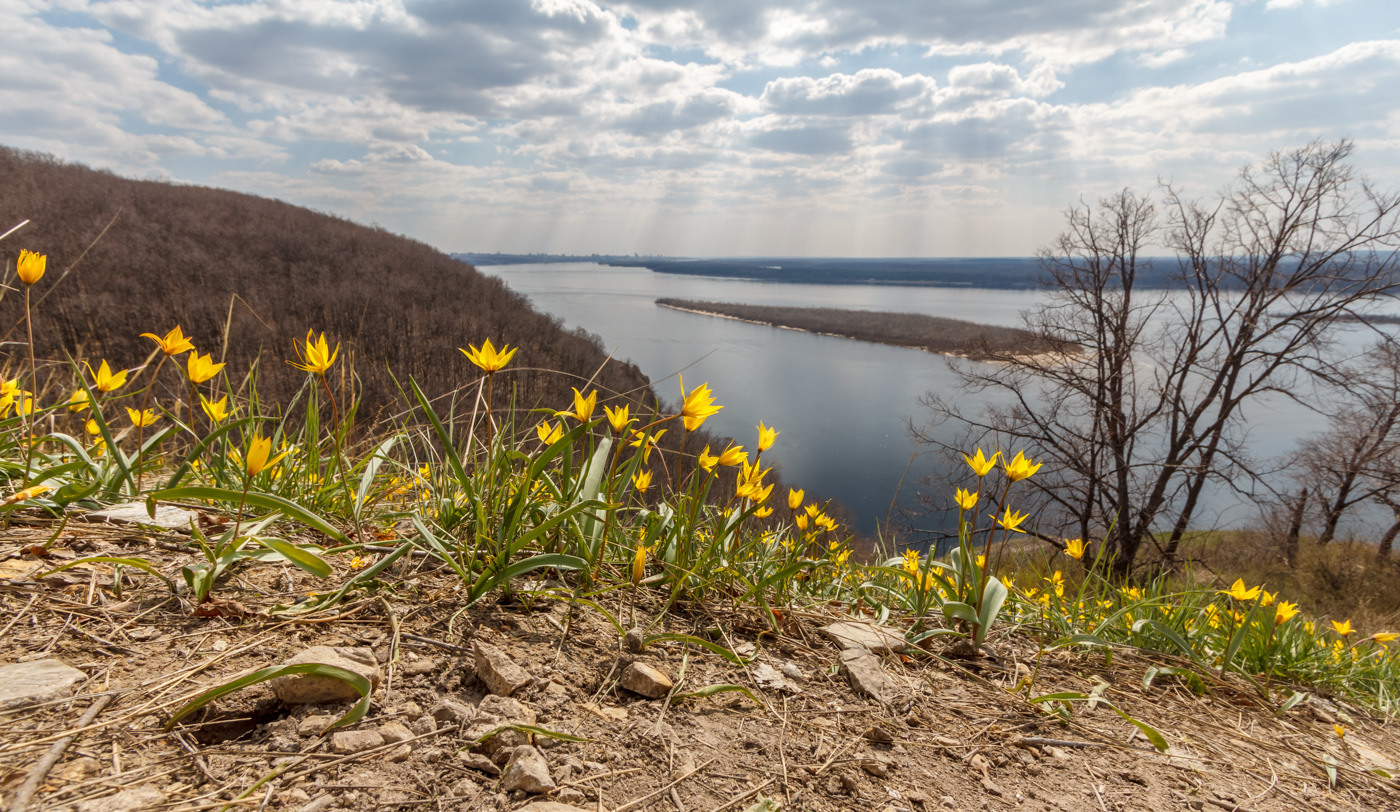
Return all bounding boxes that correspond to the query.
[655,298,1079,362]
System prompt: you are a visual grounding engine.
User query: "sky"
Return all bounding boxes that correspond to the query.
[3,0,1400,257]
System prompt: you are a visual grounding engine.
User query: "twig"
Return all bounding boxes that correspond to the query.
[710,779,775,812]
[1021,736,1109,749]
[11,693,115,812]
[611,758,715,812]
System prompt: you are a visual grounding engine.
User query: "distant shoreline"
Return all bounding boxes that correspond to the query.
[655,298,1078,363]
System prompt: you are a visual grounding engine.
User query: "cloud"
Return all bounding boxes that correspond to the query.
[761,69,934,116]
[748,122,854,155]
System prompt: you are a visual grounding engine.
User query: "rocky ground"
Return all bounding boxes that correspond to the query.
[2,509,1399,812]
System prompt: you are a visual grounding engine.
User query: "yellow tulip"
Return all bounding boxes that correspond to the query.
[87,360,129,393]
[697,445,719,473]
[1370,631,1397,646]
[629,429,665,463]
[795,514,809,531]
[201,395,231,423]
[1332,619,1354,638]
[126,407,159,428]
[1334,724,1346,739]
[756,421,778,452]
[67,389,90,413]
[536,420,563,444]
[560,388,596,422]
[1219,578,1262,602]
[2,484,51,506]
[717,444,747,467]
[678,375,721,431]
[289,330,339,375]
[459,338,516,373]
[16,249,46,285]
[1274,601,1299,624]
[1002,450,1043,482]
[245,434,289,476]
[604,404,633,434]
[632,469,653,493]
[954,487,978,511]
[788,488,804,511]
[141,325,195,356]
[631,544,647,585]
[187,351,226,384]
[1064,538,1086,560]
[994,507,1029,533]
[962,448,998,477]
[754,506,773,518]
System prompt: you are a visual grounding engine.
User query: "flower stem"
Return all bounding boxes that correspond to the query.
[20,286,37,485]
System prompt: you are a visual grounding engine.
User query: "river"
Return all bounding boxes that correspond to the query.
[479,262,1389,545]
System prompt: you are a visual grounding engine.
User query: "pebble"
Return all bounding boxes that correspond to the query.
[474,640,534,697]
[378,720,414,744]
[501,745,556,793]
[0,659,87,709]
[618,661,673,699]
[330,730,384,754]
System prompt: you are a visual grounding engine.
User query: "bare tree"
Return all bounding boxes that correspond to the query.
[922,140,1400,577]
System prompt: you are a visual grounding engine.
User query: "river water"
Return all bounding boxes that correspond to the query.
[479,262,1388,544]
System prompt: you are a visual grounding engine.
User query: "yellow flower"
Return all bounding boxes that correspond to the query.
[187,351,226,384]
[67,389,90,412]
[795,514,809,531]
[1046,571,1065,598]
[816,514,837,532]
[756,421,778,452]
[536,420,563,444]
[16,249,46,285]
[805,503,820,518]
[1259,589,1276,607]
[2,484,52,506]
[1334,724,1346,739]
[632,469,653,493]
[788,488,804,511]
[954,487,978,511]
[629,429,665,462]
[678,376,722,431]
[289,330,339,375]
[1370,631,1398,645]
[1064,538,1086,560]
[994,507,1029,533]
[560,388,597,422]
[85,418,102,437]
[141,325,195,356]
[459,338,517,373]
[631,544,647,585]
[697,445,719,473]
[717,444,747,467]
[963,448,999,477]
[1332,619,1354,638]
[126,407,159,428]
[1274,601,1299,624]
[348,556,368,570]
[87,360,129,393]
[201,395,231,423]
[245,434,290,476]
[1002,450,1043,482]
[1219,578,1262,602]
[604,404,634,434]
[754,506,773,518]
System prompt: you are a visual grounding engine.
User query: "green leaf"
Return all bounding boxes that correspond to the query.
[163,417,257,488]
[976,575,1008,646]
[153,486,349,545]
[671,684,765,707]
[465,724,591,747]
[643,633,752,665]
[255,537,332,579]
[356,434,402,514]
[40,555,174,592]
[1108,706,1169,752]
[409,378,470,486]
[941,601,979,626]
[1278,691,1309,714]
[165,663,371,733]
[1131,619,1202,665]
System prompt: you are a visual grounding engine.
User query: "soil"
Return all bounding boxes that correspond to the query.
[2,514,1399,812]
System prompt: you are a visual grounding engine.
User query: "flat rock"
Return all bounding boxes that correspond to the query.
[459,751,501,776]
[752,662,801,694]
[618,661,673,699]
[271,646,381,705]
[297,714,337,737]
[86,502,200,531]
[430,697,476,726]
[0,659,86,709]
[839,648,895,703]
[478,693,536,724]
[401,657,438,676]
[821,621,909,654]
[474,640,533,697]
[378,720,414,744]
[502,745,556,793]
[330,729,385,754]
[75,785,166,812]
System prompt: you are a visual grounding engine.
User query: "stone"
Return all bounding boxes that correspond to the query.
[557,788,589,805]
[502,746,556,794]
[386,743,413,762]
[87,502,200,530]
[401,657,438,676]
[839,648,895,703]
[297,714,337,737]
[474,640,533,697]
[752,663,801,694]
[478,693,536,724]
[330,729,384,754]
[940,797,957,808]
[618,661,673,699]
[378,720,414,744]
[429,697,475,726]
[0,659,87,709]
[623,627,645,653]
[459,751,501,776]
[75,785,166,812]
[297,796,336,812]
[861,759,890,777]
[410,716,438,736]
[821,621,909,654]
[270,647,381,705]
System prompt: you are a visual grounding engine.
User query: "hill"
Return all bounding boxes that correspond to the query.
[0,147,655,421]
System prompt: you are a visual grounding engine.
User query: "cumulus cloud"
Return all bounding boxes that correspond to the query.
[761,69,934,116]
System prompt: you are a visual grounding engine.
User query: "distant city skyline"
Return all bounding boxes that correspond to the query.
[3,1,1399,258]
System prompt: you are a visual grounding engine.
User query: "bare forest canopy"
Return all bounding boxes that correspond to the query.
[616,256,1162,289]
[0,147,658,422]
[655,298,1074,361]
